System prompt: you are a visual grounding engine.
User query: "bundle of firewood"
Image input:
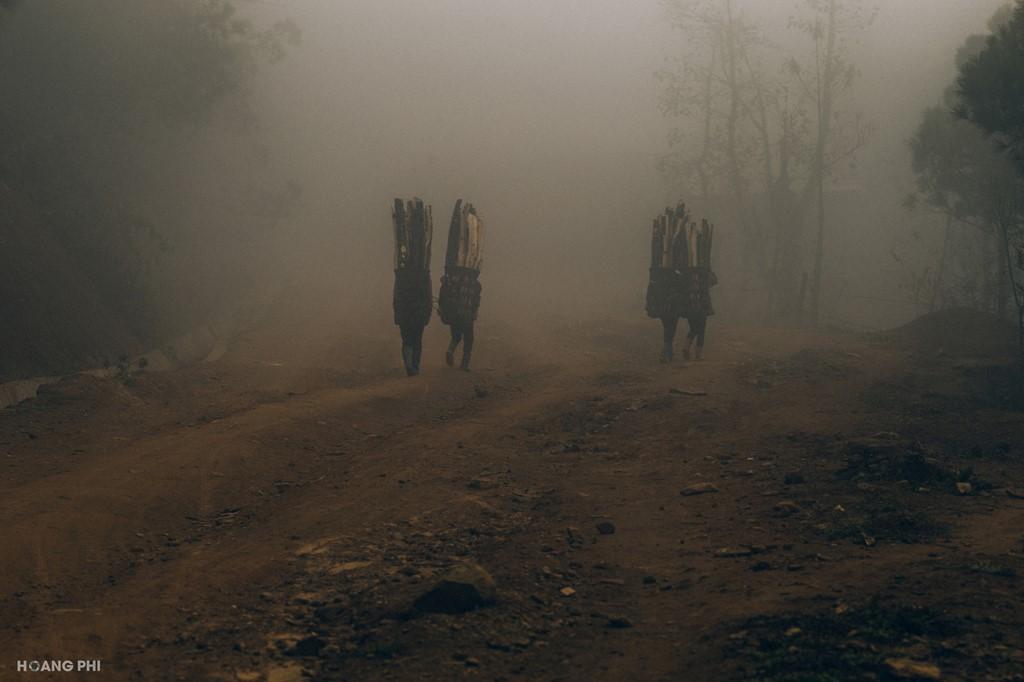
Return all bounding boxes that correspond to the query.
[651,203,688,269]
[696,219,714,269]
[445,199,484,272]
[393,198,433,271]
[650,202,714,270]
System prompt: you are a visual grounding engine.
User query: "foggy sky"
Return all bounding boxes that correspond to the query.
[249,0,1010,325]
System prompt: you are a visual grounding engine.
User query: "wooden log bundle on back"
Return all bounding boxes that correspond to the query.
[649,202,713,271]
[393,197,433,271]
[646,201,715,321]
[446,199,484,272]
[439,199,484,333]
[650,203,688,270]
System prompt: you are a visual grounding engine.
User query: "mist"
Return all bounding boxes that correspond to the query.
[4,2,1024,680]
[1,0,1010,371]
[237,0,1009,330]
[249,0,673,324]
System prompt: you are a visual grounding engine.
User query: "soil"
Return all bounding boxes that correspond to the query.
[1,306,1023,681]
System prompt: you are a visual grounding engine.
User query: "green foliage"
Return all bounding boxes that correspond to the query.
[957,1,1024,169]
[907,4,1024,314]
[910,106,1024,231]
[955,1,1024,352]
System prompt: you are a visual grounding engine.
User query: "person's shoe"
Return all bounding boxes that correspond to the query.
[660,344,673,364]
[460,352,472,371]
[445,350,455,367]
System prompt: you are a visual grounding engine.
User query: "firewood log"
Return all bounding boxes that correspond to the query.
[465,205,484,271]
[393,198,406,270]
[423,203,434,270]
[651,218,663,269]
[446,199,463,268]
[444,199,485,271]
[393,197,432,271]
[457,203,469,268]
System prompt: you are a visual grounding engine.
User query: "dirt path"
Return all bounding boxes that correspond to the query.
[1,315,1023,681]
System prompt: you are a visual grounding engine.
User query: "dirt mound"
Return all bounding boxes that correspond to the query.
[883,308,1016,357]
[33,373,142,410]
[837,434,953,485]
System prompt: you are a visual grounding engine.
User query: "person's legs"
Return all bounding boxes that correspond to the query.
[684,317,697,360]
[660,316,678,363]
[446,326,463,367]
[400,324,417,376]
[692,316,708,360]
[460,323,475,370]
[412,325,424,373]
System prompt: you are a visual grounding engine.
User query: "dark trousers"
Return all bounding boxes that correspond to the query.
[661,317,679,344]
[447,323,474,369]
[660,315,708,361]
[687,315,707,350]
[660,317,678,361]
[399,323,424,376]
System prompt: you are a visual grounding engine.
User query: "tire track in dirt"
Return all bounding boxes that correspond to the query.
[4,321,1024,681]
[0,326,605,678]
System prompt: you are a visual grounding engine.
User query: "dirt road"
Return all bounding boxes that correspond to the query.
[2,309,1023,681]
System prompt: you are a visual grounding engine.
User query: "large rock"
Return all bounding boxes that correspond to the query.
[414,563,497,614]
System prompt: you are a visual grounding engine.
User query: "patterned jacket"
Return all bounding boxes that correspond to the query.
[646,267,717,319]
[393,268,433,328]
[684,268,718,317]
[439,266,482,326]
[645,267,687,319]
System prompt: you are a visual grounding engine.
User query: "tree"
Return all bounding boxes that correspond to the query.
[791,0,875,325]
[957,2,1024,167]
[659,1,767,293]
[956,0,1024,359]
[0,1,299,372]
[658,0,872,325]
[908,106,1024,313]
[909,5,1024,317]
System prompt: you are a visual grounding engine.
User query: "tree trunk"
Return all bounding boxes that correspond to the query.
[722,0,766,289]
[810,0,838,327]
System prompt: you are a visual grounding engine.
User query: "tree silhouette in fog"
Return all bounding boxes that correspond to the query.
[0,1,298,378]
[658,0,873,326]
[909,4,1024,315]
[956,0,1024,354]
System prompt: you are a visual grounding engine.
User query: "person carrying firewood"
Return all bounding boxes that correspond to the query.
[439,199,484,371]
[392,198,433,377]
[645,203,716,363]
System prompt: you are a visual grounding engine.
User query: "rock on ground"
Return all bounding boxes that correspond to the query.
[413,563,497,614]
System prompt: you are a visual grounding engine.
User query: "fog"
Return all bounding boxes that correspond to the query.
[7,5,1024,676]
[0,0,1014,376]
[250,0,1007,326]
[253,0,674,320]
